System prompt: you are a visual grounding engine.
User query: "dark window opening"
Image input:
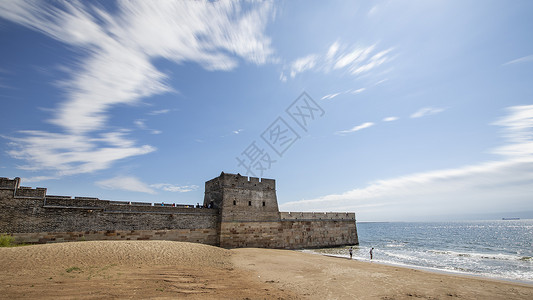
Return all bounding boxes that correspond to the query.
[248,201,252,206]
[262,201,265,207]
[233,200,236,205]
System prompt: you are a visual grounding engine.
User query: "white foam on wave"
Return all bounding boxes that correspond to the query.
[427,249,528,262]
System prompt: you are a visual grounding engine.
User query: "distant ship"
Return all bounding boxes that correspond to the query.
[502,217,520,220]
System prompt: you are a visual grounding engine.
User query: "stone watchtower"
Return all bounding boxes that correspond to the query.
[203,172,280,222]
[203,172,358,248]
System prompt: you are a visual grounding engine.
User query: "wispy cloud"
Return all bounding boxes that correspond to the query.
[284,41,394,79]
[321,92,341,100]
[96,176,199,194]
[134,120,147,130]
[281,105,533,221]
[383,116,398,122]
[351,88,366,94]
[150,183,199,193]
[96,176,157,194]
[4,130,154,176]
[148,109,170,116]
[0,1,275,177]
[321,87,366,101]
[134,119,162,135]
[502,54,533,66]
[410,107,446,118]
[289,54,318,78]
[22,175,59,183]
[336,122,374,135]
[492,105,533,158]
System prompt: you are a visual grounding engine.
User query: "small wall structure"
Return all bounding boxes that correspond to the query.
[0,173,358,249]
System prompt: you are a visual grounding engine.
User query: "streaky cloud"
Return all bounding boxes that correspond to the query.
[0,0,275,177]
[96,176,156,194]
[383,116,398,122]
[281,105,533,221]
[410,107,446,118]
[284,41,394,79]
[336,122,374,135]
[502,54,533,66]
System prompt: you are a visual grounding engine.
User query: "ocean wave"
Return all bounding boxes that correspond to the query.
[385,243,406,248]
[427,249,531,262]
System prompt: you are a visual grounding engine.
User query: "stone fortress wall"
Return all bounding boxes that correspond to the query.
[0,173,358,249]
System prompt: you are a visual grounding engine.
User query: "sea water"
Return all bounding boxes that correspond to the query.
[307,220,533,283]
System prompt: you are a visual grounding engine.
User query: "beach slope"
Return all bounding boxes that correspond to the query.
[0,241,531,299]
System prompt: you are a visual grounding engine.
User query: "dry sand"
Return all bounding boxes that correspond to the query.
[0,241,531,299]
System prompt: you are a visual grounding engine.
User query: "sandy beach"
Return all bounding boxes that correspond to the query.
[0,241,531,299]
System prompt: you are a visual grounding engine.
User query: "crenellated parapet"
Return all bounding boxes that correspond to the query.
[0,177,20,189]
[0,177,46,199]
[204,172,280,222]
[280,212,355,221]
[204,172,275,194]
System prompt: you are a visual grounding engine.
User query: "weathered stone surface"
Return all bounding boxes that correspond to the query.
[0,173,358,248]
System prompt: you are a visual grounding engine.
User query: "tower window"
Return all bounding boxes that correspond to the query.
[262,201,266,207]
[248,201,252,206]
[233,200,236,205]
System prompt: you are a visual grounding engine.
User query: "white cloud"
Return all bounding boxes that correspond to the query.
[368,5,379,16]
[283,41,394,80]
[326,41,340,60]
[150,183,199,193]
[0,1,275,177]
[502,54,533,66]
[232,129,244,135]
[96,176,199,194]
[321,93,341,100]
[321,87,365,101]
[336,122,374,135]
[289,54,318,78]
[492,105,533,157]
[134,120,147,130]
[351,88,366,94]
[410,107,446,118]
[383,116,398,122]
[280,105,533,221]
[21,175,59,183]
[148,109,170,116]
[5,130,155,176]
[279,72,287,82]
[96,176,156,194]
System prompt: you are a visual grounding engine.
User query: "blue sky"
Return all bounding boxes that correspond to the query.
[1,0,532,221]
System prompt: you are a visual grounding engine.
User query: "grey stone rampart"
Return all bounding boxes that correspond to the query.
[219,219,357,249]
[0,183,218,241]
[1,175,357,249]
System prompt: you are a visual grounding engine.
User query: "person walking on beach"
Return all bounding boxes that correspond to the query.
[349,247,353,259]
[369,247,374,260]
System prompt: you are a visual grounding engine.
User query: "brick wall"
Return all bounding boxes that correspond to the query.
[9,228,218,245]
[0,188,219,236]
[219,219,358,249]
